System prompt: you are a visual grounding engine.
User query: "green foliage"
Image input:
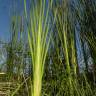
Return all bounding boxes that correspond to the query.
[0,0,96,96]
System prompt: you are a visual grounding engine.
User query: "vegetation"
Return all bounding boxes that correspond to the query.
[0,0,96,96]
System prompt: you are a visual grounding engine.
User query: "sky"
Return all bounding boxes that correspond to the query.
[0,0,27,42]
[0,0,11,41]
[0,0,49,42]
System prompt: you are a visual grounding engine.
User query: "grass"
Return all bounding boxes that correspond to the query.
[0,0,96,96]
[24,0,54,96]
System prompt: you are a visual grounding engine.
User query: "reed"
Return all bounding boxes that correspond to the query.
[24,0,54,96]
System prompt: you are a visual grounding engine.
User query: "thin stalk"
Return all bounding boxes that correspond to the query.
[24,0,53,96]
